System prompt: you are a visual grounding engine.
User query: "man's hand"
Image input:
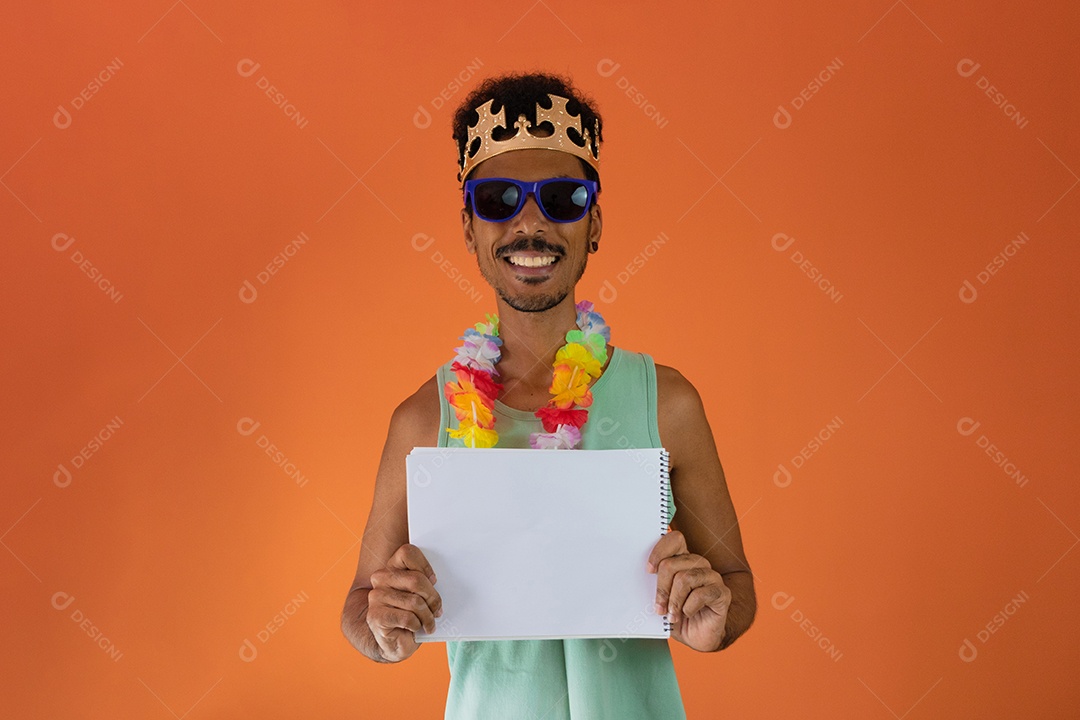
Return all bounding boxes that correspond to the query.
[647,529,732,652]
[365,543,443,663]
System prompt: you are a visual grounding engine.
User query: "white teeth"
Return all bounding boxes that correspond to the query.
[507,255,556,267]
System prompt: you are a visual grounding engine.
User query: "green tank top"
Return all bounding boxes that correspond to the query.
[435,345,686,719]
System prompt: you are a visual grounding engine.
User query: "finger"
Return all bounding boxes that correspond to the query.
[388,543,438,584]
[368,605,423,636]
[669,568,724,619]
[646,530,687,573]
[655,554,710,613]
[370,587,438,634]
[370,568,443,617]
[374,626,418,660]
[681,578,731,620]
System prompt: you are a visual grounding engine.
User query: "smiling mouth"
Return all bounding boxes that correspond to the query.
[505,253,559,268]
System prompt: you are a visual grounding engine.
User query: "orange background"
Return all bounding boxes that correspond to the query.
[4,1,1079,718]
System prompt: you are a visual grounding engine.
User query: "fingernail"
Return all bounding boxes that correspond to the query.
[429,573,437,584]
[646,561,655,573]
[654,602,664,615]
[436,607,443,617]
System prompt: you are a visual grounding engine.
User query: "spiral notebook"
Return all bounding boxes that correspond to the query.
[405,446,672,642]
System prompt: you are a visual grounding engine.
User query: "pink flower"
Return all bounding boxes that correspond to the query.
[529,424,582,450]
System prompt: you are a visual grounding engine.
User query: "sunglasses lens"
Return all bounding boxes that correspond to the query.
[473,181,520,220]
[540,181,591,221]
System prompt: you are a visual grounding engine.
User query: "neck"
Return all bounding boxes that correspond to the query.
[494,294,578,388]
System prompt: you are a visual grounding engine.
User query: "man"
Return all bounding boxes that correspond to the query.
[341,71,755,719]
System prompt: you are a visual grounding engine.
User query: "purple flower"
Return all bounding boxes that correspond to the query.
[453,329,502,375]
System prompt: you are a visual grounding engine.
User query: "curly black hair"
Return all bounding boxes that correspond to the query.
[451,71,603,191]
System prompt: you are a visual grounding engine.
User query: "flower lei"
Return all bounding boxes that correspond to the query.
[444,300,611,450]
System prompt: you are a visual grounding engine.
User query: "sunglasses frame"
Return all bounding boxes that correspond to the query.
[463,177,599,224]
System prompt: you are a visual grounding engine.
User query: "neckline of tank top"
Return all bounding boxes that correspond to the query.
[492,345,623,421]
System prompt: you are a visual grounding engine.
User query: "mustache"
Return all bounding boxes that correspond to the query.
[497,237,565,257]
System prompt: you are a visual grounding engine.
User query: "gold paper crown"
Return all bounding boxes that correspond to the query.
[458,93,600,184]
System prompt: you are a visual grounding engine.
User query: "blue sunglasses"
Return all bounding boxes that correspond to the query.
[464,177,598,223]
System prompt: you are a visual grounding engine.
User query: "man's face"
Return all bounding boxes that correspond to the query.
[461,148,602,313]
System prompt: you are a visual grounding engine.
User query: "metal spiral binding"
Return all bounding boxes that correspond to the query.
[658,448,671,534]
[658,448,674,633]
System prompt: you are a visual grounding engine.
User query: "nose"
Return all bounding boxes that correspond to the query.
[510,190,549,232]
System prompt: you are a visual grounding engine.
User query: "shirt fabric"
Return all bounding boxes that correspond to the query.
[434,345,687,720]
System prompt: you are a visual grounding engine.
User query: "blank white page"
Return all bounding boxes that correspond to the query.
[406,446,671,642]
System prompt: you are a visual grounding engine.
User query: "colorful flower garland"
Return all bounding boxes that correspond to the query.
[444,300,611,449]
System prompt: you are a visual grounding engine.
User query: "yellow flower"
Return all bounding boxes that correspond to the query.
[555,342,601,380]
[447,391,495,428]
[550,362,593,409]
[448,423,499,448]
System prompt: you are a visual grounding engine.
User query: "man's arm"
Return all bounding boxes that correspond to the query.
[340,375,441,663]
[655,363,756,651]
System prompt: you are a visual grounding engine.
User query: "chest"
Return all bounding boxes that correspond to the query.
[496,383,552,413]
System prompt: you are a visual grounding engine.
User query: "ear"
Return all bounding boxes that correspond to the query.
[461,206,476,254]
[587,202,602,253]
